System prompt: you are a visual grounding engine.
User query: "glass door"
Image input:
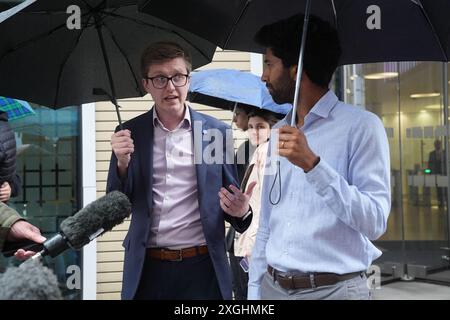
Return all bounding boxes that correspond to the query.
[343,62,450,284]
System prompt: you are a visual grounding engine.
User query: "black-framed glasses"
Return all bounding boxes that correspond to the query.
[145,74,189,89]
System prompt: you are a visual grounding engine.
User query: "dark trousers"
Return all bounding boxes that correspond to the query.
[134,253,223,300]
[235,256,249,300]
[227,227,248,300]
[228,253,249,300]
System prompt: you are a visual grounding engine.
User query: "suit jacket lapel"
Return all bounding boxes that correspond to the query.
[139,109,154,215]
[190,107,209,200]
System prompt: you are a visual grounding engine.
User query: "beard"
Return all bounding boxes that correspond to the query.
[267,72,295,105]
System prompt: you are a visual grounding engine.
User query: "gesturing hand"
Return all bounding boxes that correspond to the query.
[218,182,256,218]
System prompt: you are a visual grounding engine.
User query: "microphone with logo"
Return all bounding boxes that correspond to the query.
[2,191,131,259]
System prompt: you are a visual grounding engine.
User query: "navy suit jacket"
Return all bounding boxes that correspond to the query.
[106,106,252,300]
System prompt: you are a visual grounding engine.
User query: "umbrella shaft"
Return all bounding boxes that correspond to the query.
[94,15,122,129]
[291,0,311,127]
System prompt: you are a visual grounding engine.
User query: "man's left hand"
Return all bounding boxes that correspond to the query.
[219,182,256,218]
[277,125,319,172]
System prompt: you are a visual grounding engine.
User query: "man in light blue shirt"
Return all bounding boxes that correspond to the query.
[248,14,391,300]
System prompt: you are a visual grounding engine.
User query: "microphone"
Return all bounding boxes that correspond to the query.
[35,191,131,259]
[0,259,62,300]
[2,191,131,259]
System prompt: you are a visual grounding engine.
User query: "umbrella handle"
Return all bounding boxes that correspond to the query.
[114,103,123,130]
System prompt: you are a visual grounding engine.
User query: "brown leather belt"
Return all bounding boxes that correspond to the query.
[267,265,363,290]
[147,245,208,261]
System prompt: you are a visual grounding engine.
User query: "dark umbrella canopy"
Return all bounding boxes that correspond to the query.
[0,0,216,109]
[139,0,450,64]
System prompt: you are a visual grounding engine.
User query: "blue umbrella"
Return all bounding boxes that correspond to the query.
[0,96,35,120]
[188,69,291,115]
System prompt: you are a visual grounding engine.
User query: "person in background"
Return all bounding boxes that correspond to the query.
[0,110,40,260]
[428,139,447,208]
[233,108,280,299]
[233,103,256,182]
[227,102,255,300]
[0,110,21,203]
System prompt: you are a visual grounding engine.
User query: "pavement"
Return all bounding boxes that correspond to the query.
[372,281,450,300]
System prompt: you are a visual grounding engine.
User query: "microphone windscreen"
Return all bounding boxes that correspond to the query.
[60,191,131,249]
[0,260,62,300]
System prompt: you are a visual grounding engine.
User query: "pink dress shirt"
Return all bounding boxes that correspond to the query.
[148,106,206,249]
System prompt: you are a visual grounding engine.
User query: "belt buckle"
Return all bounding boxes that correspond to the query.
[164,249,183,262]
[172,249,183,262]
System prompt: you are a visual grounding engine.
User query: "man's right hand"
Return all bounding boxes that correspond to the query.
[7,220,46,260]
[111,130,134,177]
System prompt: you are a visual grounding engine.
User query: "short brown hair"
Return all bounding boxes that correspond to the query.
[140,42,192,78]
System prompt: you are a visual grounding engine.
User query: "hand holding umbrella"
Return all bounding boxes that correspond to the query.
[277,125,319,173]
[110,129,134,178]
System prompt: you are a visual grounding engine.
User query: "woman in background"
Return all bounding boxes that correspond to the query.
[233,108,280,299]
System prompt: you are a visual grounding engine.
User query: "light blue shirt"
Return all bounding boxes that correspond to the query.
[248,91,391,299]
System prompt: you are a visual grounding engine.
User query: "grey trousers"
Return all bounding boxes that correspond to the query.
[260,271,371,300]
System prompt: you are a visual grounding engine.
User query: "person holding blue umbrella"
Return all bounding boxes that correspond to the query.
[233,108,280,300]
[248,14,391,300]
[189,69,288,299]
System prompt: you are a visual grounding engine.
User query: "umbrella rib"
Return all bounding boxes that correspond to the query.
[223,0,251,49]
[54,11,95,107]
[101,23,144,97]
[415,0,448,61]
[52,22,89,107]
[80,0,94,10]
[100,9,212,64]
[330,0,338,28]
[0,11,92,63]
[0,23,69,62]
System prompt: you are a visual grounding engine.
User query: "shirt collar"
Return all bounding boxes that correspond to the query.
[284,90,339,125]
[153,104,192,130]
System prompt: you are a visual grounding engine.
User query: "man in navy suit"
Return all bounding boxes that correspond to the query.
[107,42,255,300]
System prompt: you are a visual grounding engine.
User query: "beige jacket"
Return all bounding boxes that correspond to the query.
[234,141,269,258]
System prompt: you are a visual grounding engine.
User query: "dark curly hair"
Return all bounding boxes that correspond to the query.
[255,13,341,88]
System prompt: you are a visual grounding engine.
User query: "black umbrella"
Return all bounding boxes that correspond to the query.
[140,0,450,126]
[0,0,216,127]
[139,0,450,64]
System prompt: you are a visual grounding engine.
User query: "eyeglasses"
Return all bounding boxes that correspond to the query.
[145,74,189,89]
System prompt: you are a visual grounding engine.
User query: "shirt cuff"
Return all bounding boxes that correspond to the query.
[305,159,338,195]
[247,285,261,300]
[242,206,252,220]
